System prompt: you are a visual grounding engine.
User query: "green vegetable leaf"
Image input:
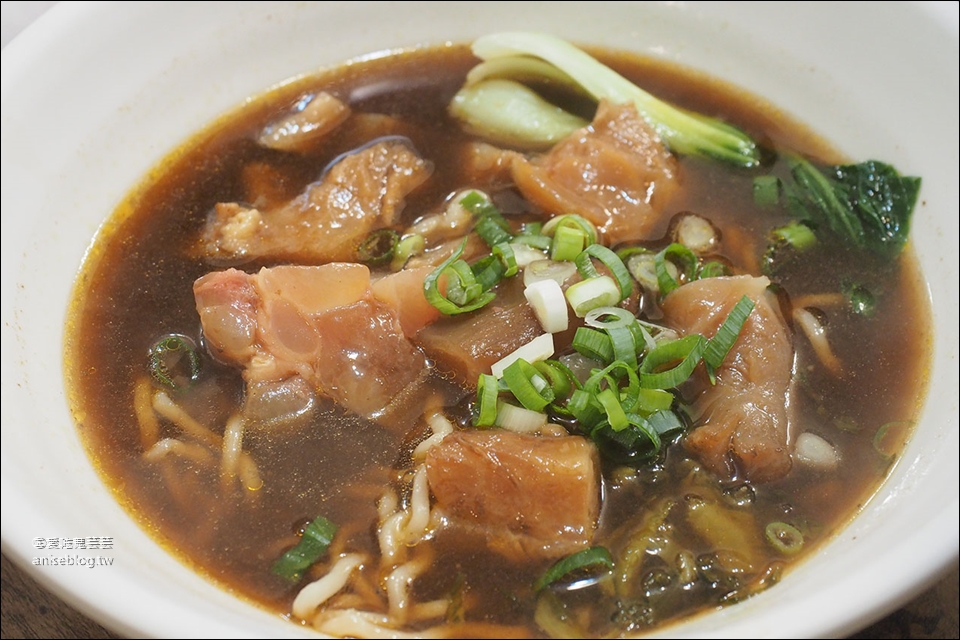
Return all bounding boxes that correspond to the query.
[786,156,920,258]
[271,515,338,582]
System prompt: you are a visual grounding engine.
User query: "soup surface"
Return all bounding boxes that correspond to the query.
[65,40,931,638]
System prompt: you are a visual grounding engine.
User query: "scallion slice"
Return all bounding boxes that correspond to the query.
[550,224,587,261]
[584,306,635,330]
[571,327,614,363]
[271,515,338,582]
[635,388,674,416]
[390,233,425,271]
[357,228,399,265]
[638,334,706,389]
[765,521,804,555]
[606,326,638,370]
[471,254,506,291]
[474,373,500,427]
[423,239,496,315]
[655,243,698,297]
[703,295,755,382]
[596,387,629,431]
[575,244,632,301]
[533,546,614,592]
[148,334,201,391]
[502,359,556,411]
[565,276,621,317]
[542,214,597,246]
[495,400,548,433]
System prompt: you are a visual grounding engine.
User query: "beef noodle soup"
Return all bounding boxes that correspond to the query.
[64,35,931,638]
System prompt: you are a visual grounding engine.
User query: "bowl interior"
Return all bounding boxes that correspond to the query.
[2,2,957,638]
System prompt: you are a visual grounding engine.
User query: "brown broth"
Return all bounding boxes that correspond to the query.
[64,43,932,637]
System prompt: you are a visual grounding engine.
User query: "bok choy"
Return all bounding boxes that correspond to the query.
[449,31,760,167]
[783,156,921,259]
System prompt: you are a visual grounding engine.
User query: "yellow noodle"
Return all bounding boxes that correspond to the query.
[143,438,215,464]
[412,412,454,460]
[379,510,409,567]
[793,307,843,376]
[151,390,221,448]
[238,454,263,491]
[133,377,161,450]
[292,553,365,620]
[220,413,245,490]
[409,599,449,622]
[401,466,431,543]
[792,292,846,309]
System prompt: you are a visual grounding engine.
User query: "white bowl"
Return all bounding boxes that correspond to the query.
[2,2,957,638]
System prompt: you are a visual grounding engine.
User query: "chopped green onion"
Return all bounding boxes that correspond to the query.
[446,259,484,305]
[495,400,548,433]
[635,388,674,416]
[703,295,755,383]
[565,276,621,317]
[491,333,555,378]
[753,175,781,207]
[571,327,614,363]
[584,306,635,330]
[534,360,578,403]
[567,388,605,430]
[697,260,729,279]
[575,244,632,301]
[542,214,598,246]
[461,191,514,247]
[474,373,500,427]
[655,243,698,297]
[502,359,555,411]
[492,242,519,278]
[582,360,639,399]
[606,326,638,370]
[423,239,496,315]
[524,278,569,334]
[510,241,550,266]
[470,254,506,292]
[550,223,587,261]
[148,334,201,391]
[523,259,577,287]
[623,249,660,294]
[474,214,514,247]
[639,334,706,389]
[590,413,662,466]
[534,546,614,592]
[391,233,425,271]
[357,228,399,265]
[765,522,804,555]
[271,515,338,582]
[596,387,629,431]
[459,190,498,218]
[646,408,685,437]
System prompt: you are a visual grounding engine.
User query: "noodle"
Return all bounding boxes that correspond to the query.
[143,438,215,464]
[292,553,366,620]
[134,377,160,450]
[793,307,843,376]
[220,413,245,490]
[152,390,221,448]
[385,552,430,623]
